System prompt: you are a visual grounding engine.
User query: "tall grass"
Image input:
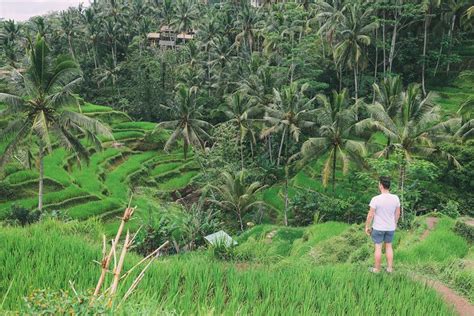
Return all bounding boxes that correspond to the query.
[0,221,454,315]
[397,217,469,264]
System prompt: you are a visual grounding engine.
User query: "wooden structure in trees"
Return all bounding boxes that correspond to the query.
[147,26,196,49]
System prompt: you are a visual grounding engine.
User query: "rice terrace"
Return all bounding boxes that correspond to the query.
[0,0,473,315]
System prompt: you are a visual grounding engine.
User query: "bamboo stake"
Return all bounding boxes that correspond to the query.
[92,197,135,299]
[107,230,132,308]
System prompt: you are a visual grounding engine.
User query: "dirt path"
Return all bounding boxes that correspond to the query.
[413,217,474,315]
[420,277,474,316]
[420,216,439,241]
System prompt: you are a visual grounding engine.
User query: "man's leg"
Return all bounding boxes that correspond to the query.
[385,243,393,271]
[374,243,383,271]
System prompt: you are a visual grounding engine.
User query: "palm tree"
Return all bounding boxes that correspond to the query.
[333,3,379,99]
[1,20,21,65]
[222,92,261,170]
[372,75,403,119]
[301,89,367,190]
[0,35,112,211]
[360,83,459,217]
[172,0,198,34]
[209,170,265,231]
[157,84,212,160]
[261,82,316,166]
[234,3,260,52]
[59,9,77,60]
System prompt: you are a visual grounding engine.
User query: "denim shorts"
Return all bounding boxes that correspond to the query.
[371,229,395,244]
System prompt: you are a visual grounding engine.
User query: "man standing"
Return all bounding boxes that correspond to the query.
[365,176,401,273]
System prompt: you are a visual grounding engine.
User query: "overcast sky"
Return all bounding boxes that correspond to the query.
[1,0,89,22]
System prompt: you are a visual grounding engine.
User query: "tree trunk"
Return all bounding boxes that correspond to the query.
[284,166,289,226]
[388,14,398,73]
[237,209,244,231]
[433,31,444,76]
[68,35,76,60]
[421,12,429,97]
[398,161,406,220]
[38,145,44,212]
[353,63,359,99]
[239,127,244,170]
[332,147,337,192]
[382,11,386,76]
[268,135,273,164]
[446,14,456,75]
[183,141,188,161]
[373,27,379,101]
[277,127,287,166]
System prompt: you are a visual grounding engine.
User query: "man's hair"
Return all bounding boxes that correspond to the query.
[379,176,391,189]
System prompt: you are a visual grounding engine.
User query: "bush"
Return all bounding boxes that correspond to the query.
[453,220,474,243]
[210,239,236,261]
[5,205,40,226]
[289,190,352,226]
[440,200,460,218]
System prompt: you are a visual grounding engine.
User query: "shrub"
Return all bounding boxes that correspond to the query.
[453,220,474,243]
[440,200,460,218]
[289,190,352,226]
[5,205,40,226]
[210,239,236,261]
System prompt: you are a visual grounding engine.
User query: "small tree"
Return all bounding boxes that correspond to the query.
[210,170,266,232]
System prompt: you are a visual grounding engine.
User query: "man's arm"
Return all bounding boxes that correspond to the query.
[365,207,375,236]
[395,206,401,227]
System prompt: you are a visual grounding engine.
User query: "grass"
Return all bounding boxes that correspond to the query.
[5,170,39,184]
[67,198,123,219]
[0,220,455,315]
[104,151,157,199]
[150,162,184,177]
[71,148,122,194]
[113,121,156,131]
[157,170,199,191]
[0,186,93,217]
[397,217,469,264]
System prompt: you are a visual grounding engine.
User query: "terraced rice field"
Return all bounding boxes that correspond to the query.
[0,104,200,228]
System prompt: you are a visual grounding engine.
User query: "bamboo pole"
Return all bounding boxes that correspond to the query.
[92,198,135,299]
[107,231,131,307]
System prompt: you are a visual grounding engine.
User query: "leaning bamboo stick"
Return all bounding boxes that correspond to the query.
[119,240,168,282]
[92,198,135,299]
[117,241,170,308]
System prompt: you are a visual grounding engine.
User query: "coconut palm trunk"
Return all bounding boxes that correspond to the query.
[332,147,337,192]
[421,12,429,96]
[38,145,44,212]
[277,127,287,166]
[398,161,406,220]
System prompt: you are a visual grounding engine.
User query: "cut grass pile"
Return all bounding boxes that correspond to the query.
[0,220,455,315]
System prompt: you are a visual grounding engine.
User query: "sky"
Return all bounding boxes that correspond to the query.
[1,0,89,22]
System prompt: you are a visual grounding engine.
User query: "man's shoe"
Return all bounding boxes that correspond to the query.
[368,267,380,273]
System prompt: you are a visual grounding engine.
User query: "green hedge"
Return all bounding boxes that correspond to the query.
[453,219,474,243]
[5,170,39,184]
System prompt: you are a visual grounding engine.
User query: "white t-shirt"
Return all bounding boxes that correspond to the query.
[369,193,400,231]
